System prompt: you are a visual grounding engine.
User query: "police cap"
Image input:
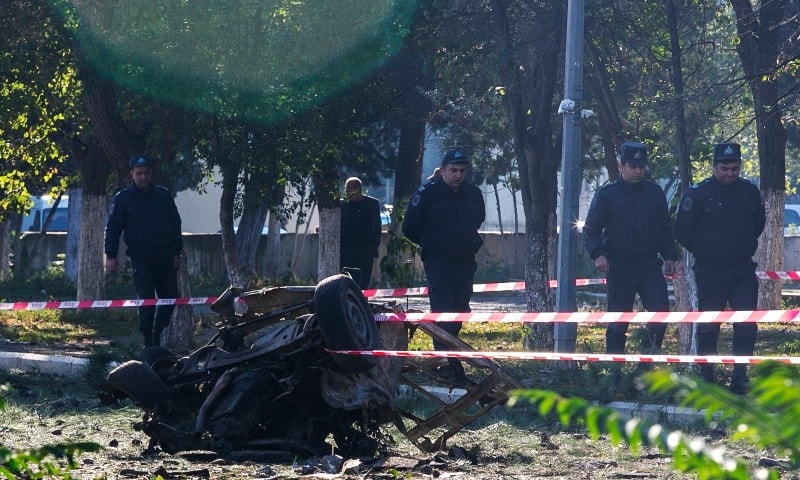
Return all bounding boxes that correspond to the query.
[620,142,648,166]
[442,148,468,165]
[129,154,152,170]
[713,142,741,163]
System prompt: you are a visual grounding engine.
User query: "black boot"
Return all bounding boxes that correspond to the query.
[729,364,749,395]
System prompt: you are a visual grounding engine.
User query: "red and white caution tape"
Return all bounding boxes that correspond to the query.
[328,349,800,365]
[363,272,800,298]
[375,309,800,324]
[756,271,800,280]
[0,297,215,311]
[363,279,606,298]
[6,270,800,310]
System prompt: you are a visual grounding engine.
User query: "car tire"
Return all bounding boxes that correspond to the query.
[139,346,177,368]
[314,273,381,372]
[102,360,173,411]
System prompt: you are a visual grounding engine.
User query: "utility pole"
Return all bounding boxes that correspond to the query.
[554,0,584,352]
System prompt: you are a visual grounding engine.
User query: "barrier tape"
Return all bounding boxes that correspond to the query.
[327,349,800,365]
[376,309,800,324]
[4,270,800,310]
[364,271,800,298]
[0,297,215,311]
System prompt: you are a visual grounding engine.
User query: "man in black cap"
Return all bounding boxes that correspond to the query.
[402,148,485,385]
[584,142,677,354]
[105,154,184,348]
[674,142,766,394]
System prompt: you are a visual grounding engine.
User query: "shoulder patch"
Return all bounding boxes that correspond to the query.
[680,196,693,211]
[410,192,422,207]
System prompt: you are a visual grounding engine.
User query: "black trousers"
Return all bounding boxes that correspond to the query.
[695,261,758,383]
[605,263,670,354]
[340,251,375,289]
[131,254,179,346]
[423,256,477,350]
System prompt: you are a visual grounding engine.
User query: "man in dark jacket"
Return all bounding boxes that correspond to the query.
[584,142,677,354]
[105,154,183,348]
[340,176,382,289]
[674,142,766,394]
[402,148,485,384]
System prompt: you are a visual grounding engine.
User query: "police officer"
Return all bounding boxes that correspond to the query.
[105,154,184,348]
[402,148,485,384]
[584,142,677,354]
[674,142,765,394]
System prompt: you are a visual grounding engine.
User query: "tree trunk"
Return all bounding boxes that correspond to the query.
[65,186,82,284]
[490,0,562,349]
[665,0,698,356]
[314,154,341,282]
[219,163,250,288]
[164,253,194,354]
[0,219,9,280]
[757,191,784,308]
[730,0,788,310]
[672,249,698,355]
[76,193,106,301]
[264,211,281,278]
[318,206,340,281]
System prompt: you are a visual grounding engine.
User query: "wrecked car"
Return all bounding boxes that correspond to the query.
[101,272,525,457]
[100,273,408,457]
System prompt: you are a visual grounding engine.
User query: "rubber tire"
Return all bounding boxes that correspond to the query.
[139,346,177,369]
[314,274,380,372]
[103,360,173,411]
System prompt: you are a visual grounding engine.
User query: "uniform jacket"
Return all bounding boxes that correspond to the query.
[104,184,183,259]
[340,195,382,258]
[583,178,677,268]
[674,176,766,265]
[402,179,485,262]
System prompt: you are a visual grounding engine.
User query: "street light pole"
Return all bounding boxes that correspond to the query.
[554,0,584,353]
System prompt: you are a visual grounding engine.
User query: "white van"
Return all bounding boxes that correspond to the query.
[21,195,69,232]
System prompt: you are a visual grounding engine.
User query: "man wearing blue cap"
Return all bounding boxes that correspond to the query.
[675,142,766,394]
[105,154,183,348]
[402,148,485,385]
[584,142,677,355]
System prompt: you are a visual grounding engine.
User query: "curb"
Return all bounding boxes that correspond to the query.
[0,351,90,377]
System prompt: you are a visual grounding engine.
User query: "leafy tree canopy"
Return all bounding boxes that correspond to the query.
[64,0,418,125]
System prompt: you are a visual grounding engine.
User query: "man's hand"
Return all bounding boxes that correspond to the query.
[663,259,677,276]
[106,258,118,273]
[594,255,610,273]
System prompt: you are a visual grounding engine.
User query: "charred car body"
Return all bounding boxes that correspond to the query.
[101,273,406,456]
[101,273,523,457]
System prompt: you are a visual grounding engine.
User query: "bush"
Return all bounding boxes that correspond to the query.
[510,361,800,479]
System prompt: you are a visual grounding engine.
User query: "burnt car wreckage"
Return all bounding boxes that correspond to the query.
[100,273,523,457]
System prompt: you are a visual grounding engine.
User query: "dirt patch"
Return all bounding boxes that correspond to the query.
[0,370,704,480]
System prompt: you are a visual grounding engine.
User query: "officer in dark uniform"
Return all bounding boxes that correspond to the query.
[105,154,184,348]
[674,142,766,394]
[402,148,485,383]
[584,142,677,354]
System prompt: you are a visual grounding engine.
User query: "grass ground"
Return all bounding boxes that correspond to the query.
[3,273,800,477]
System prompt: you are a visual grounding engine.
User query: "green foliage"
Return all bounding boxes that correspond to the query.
[379,201,418,287]
[510,362,800,479]
[0,384,100,479]
[0,1,82,220]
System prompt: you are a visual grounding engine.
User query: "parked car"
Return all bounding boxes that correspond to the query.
[21,195,69,232]
[785,205,800,236]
